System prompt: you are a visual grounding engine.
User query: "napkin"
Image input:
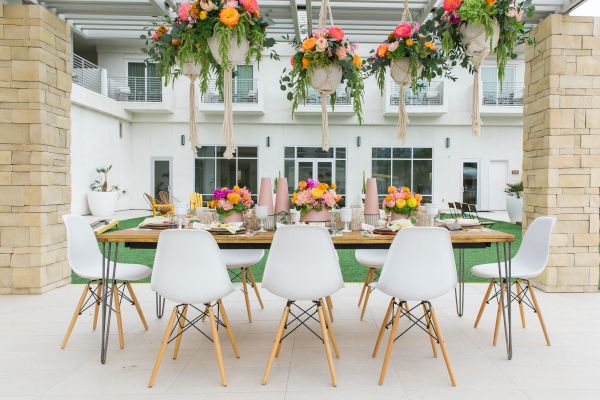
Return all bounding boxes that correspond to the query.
[191,221,242,234]
[388,219,412,231]
[361,223,375,232]
[138,216,169,227]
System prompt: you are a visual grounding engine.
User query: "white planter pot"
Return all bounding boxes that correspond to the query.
[87,191,119,218]
[208,33,249,66]
[309,64,343,94]
[390,58,422,85]
[180,60,201,76]
[506,196,523,224]
[459,19,500,57]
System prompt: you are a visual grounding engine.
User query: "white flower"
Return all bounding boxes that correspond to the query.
[516,9,524,21]
[505,7,518,18]
[315,37,328,52]
[387,41,399,52]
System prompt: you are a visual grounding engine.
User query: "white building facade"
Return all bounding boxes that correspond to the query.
[70,41,524,215]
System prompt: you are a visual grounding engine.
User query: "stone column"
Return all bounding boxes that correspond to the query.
[523,14,600,293]
[0,5,71,294]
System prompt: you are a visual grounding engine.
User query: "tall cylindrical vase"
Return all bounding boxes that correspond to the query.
[258,177,275,230]
[363,178,380,226]
[274,177,290,225]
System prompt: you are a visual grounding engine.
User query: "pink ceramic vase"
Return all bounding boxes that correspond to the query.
[301,208,330,223]
[222,211,243,223]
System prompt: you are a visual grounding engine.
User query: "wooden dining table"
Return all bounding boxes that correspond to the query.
[97,227,516,363]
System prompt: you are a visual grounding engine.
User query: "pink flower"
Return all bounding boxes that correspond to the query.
[152,32,159,41]
[411,23,420,35]
[328,26,345,41]
[387,41,399,52]
[335,46,347,59]
[240,0,259,14]
[315,37,328,52]
[505,6,518,17]
[225,0,239,8]
[393,23,412,39]
[178,2,190,21]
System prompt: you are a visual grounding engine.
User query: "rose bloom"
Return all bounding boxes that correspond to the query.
[376,43,388,58]
[240,0,259,15]
[442,0,462,12]
[387,41,399,52]
[290,54,295,67]
[219,7,240,27]
[335,46,347,60]
[328,26,345,41]
[178,2,190,21]
[302,37,317,51]
[315,37,328,52]
[393,23,412,39]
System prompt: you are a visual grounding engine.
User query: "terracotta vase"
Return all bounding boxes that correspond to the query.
[301,209,330,223]
[222,211,243,223]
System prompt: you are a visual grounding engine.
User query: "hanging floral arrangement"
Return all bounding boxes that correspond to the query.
[364,3,455,141]
[432,0,534,135]
[279,0,365,151]
[143,0,276,158]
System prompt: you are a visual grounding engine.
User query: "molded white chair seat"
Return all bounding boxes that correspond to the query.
[222,249,264,268]
[76,261,151,282]
[471,262,539,280]
[355,249,388,267]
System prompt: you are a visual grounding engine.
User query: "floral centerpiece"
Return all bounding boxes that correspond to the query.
[280,26,365,151]
[382,186,422,220]
[211,185,254,222]
[291,179,342,222]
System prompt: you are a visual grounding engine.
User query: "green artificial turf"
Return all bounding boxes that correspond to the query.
[73,215,522,284]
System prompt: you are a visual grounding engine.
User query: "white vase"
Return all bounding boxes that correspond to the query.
[87,191,119,218]
[207,33,249,66]
[459,19,500,57]
[506,196,523,224]
[309,64,343,94]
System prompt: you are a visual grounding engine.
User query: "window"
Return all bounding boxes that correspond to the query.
[481,65,522,106]
[284,146,347,206]
[203,65,258,104]
[195,146,258,200]
[371,147,432,203]
[128,62,161,102]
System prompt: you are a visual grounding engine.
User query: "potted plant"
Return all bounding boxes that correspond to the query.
[382,186,422,221]
[505,181,523,224]
[211,185,254,223]
[88,165,122,217]
[291,179,341,223]
[280,26,365,151]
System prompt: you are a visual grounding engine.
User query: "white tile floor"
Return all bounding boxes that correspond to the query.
[0,283,598,399]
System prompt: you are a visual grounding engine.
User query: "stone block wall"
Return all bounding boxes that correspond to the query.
[523,14,600,292]
[0,5,71,294]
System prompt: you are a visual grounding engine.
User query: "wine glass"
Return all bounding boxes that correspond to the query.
[173,203,188,229]
[255,205,268,232]
[290,209,300,225]
[341,207,352,233]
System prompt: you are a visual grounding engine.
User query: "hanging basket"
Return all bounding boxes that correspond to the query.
[180,60,201,155]
[181,60,201,76]
[459,19,500,137]
[309,64,342,152]
[207,33,250,66]
[390,58,422,142]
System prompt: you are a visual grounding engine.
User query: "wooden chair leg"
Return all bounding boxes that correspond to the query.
[474,280,495,328]
[320,299,340,358]
[378,300,402,385]
[172,305,188,360]
[325,295,334,322]
[317,304,337,387]
[275,310,289,358]
[360,272,375,321]
[201,305,209,322]
[493,282,506,347]
[262,305,290,385]
[403,301,413,322]
[208,303,227,387]
[148,307,178,388]
[61,283,90,349]
[217,300,240,358]
[527,280,551,346]
[126,282,148,330]
[92,281,102,331]
[373,298,394,358]
[241,268,253,323]
[429,305,457,386]
[247,268,264,309]
[515,280,526,329]
[422,303,438,358]
[358,268,373,307]
[112,283,125,349]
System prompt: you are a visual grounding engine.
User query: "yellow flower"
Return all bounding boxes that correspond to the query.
[406,197,418,208]
[227,192,240,205]
[292,192,298,204]
[424,41,436,51]
[219,7,240,27]
[402,187,410,193]
[311,188,324,199]
[302,57,310,69]
[233,185,240,191]
[302,37,317,51]
[352,54,362,69]
[171,38,181,46]
[387,186,397,194]
[298,180,307,189]
[318,183,329,191]
[199,10,207,20]
[405,38,414,47]
[331,183,337,190]
[395,199,406,208]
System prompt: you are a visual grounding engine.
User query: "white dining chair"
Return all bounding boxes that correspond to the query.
[221,249,265,322]
[472,216,555,347]
[261,225,344,386]
[148,229,240,387]
[373,227,457,386]
[61,214,151,350]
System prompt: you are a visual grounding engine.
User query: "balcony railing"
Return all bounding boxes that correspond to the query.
[305,84,352,106]
[390,80,444,106]
[482,81,524,106]
[107,77,162,102]
[202,78,259,104]
[72,53,102,94]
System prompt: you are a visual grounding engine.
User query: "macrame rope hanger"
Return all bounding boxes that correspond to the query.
[187,70,199,154]
[317,0,336,152]
[396,0,412,143]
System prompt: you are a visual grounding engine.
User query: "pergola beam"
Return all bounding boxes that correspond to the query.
[290,0,301,39]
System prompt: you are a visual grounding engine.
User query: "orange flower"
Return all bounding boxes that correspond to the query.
[171,38,181,46]
[402,187,410,193]
[352,54,362,69]
[219,7,240,27]
[298,180,307,189]
[156,25,167,37]
[227,192,240,205]
[384,195,393,203]
[331,183,337,190]
[376,43,388,58]
[387,186,397,194]
[302,37,317,51]
[485,0,496,4]
[405,38,414,47]
[292,192,298,204]
[190,1,202,19]
[424,41,436,51]
[301,57,310,69]
[311,188,324,199]
[415,194,422,202]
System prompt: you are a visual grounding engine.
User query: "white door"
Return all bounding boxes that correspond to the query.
[489,160,508,210]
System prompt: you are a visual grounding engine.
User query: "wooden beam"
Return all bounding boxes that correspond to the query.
[290,0,301,39]
[306,0,313,34]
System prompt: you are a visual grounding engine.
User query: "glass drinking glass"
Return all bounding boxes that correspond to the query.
[243,208,256,234]
[341,207,352,232]
[255,205,268,232]
[174,203,188,229]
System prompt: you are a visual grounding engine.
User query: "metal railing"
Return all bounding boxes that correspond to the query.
[107,77,162,102]
[390,80,444,106]
[72,53,102,94]
[482,81,524,106]
[305,84,352,105]
[202,78,259,104]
